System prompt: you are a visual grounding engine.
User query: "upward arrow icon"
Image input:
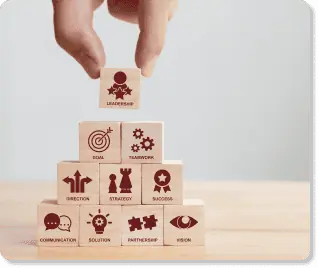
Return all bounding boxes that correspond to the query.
[74,170,81,193]
[63,170,92,193]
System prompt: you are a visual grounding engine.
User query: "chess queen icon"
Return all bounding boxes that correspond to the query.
[107,71,132,100]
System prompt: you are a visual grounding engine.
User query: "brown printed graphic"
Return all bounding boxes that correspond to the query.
[170,216,198,229]
[87,208,112,234]
[131,128,155,153]
[128,215,158,232]
[44,213,72,232]
[107,71,133,100]
[63,170,92,193]
[88,127,113,153]
[153,169,171,193]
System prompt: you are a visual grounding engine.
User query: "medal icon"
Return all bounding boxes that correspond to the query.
[153,170,171,193]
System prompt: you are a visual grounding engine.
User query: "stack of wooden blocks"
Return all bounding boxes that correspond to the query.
[37,68,205,247]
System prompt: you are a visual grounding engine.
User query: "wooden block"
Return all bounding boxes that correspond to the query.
[99,68,141,109]
[57,161,99,205]
[121,205,163,246]
[37,199,79,247]
[79,205,121,247]
[163,199,205,246]
[121,122,163,164]
[100,164,141,205]
[79,121,121,163]
[142,160,183,205]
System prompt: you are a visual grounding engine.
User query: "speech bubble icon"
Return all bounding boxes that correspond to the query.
[58,215,72,232]
[44,213,60,231]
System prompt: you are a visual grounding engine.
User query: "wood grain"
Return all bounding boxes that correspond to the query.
[142,161,183,205]
[79,121,121,164]
[0,181,310,261]
[99,68,141,109]
[121,122,164,164]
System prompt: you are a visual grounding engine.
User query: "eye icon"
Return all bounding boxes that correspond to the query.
[170,216,198,229]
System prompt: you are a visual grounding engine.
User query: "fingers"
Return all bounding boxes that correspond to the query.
[135,0,169,77]
[107,0,139,24]
[107,0,177,24]
[168,0,178,21]
[52,0,105,79]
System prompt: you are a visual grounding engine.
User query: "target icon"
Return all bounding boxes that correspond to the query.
[88,127,113,153]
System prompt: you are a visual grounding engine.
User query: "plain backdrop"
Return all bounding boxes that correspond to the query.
[0,0,312,181]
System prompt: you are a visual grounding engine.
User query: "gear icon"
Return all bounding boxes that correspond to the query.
[133,128,144,139]
[131,144,140,153]
[140,137,155,151]
[94,217,104,226]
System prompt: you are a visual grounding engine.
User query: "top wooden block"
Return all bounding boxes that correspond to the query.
[100,68,141,109]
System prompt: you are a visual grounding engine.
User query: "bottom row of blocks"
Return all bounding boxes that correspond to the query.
[37,199,205,247]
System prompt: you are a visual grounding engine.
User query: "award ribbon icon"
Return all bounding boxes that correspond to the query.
[153,170,171,193]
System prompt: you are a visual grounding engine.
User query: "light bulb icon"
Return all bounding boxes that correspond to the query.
[87,209,112,234]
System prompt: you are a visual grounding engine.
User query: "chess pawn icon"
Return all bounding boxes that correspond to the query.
[109,174,117,193]
[119,168,132,193]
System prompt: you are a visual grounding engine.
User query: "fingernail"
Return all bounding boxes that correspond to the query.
[142,57,157,77]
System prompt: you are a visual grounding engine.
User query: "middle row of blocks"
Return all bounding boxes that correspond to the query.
[58,160,183,205]
[79,121,163,164]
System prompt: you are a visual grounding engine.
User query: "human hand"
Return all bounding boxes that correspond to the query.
[52,0,178,79]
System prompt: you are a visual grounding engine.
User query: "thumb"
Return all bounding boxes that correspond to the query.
[53,0,105,79]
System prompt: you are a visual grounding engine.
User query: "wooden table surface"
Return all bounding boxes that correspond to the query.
[0,181,310,261]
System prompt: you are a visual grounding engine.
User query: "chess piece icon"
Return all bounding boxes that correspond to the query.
[109,174,117,193]
[119,168,132,193]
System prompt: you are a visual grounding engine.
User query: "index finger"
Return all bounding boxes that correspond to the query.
[135,0,169,77]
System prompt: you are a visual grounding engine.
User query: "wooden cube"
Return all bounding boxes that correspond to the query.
[142,160,183,205]
[163,199,205,246]
[57,161,99,205]
[100,68,141,109]
[79,205,121,247]
[79,121,121,163]
[100,164,141,205]
[37,199,79,247]
[121,205,163,246]
[121,122,163,164]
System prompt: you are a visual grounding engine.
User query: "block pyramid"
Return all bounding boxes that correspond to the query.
[37,68,205,247]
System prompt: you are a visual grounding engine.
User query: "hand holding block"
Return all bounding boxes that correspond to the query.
[142,160,183,204]
[79,121,121,163]
[100,164,142,205]
[122,205,163,246]
[100,68,141,109]
[79,205,121,247]
[57,161,99,205]
[37,200,79,247]
[164,199,205,246]
[121,122,163,164]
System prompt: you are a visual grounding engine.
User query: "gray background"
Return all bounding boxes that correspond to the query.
[0,0,312,181]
